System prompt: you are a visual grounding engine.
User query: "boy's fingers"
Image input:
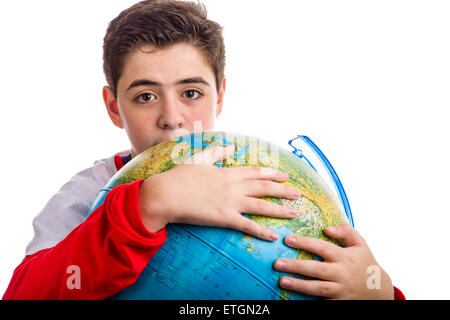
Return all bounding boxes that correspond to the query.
[183,145,235,165]
[240,180,300,200]
[274,259,337,282]
[241,197,298,219]
[230,166,290,182]
[230,215,278,241]
[323,223,366,248]
[284,235,341,261]
[278,277,340,299]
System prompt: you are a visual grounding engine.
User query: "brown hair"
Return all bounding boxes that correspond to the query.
[103,0,225,100]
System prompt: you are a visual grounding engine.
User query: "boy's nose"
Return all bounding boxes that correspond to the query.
[158,103,185,130]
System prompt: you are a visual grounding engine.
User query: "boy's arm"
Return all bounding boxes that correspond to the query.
[3,145,301,300]
[2,179,166,300]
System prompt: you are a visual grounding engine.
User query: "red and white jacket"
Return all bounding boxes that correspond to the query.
[2,151,405,300]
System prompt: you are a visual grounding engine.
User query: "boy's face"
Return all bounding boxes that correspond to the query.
[103,42,225,158]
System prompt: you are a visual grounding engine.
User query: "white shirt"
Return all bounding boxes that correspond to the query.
[25,150,131,256]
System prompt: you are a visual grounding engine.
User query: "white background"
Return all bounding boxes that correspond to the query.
[0,0,449,299]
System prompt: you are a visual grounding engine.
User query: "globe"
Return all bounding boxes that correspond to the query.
[88,131,350,300]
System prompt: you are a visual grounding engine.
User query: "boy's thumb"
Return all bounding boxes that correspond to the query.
[183,144,235,165]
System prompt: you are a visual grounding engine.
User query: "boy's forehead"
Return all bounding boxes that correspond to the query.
[119,43,215,91]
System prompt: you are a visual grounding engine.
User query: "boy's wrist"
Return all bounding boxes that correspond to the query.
[138,176,169,233]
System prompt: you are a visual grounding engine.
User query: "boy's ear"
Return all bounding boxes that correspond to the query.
[216,77,226,118]
[102,86,123,129]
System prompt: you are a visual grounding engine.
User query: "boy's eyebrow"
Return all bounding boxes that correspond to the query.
[126,77,210,92]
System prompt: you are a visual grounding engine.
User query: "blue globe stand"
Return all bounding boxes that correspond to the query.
[287,135,354,227]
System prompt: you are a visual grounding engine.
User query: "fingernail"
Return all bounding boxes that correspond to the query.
[276,260,287,270]
[289,208,297,217]
[281,278,293,288]
[282,172,289,179]
[270,232,278,241]
[327,226,336,232]
[286,236,296,245]
[293,189,300,197]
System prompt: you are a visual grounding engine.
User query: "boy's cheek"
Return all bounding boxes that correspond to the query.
[191,101,219,125]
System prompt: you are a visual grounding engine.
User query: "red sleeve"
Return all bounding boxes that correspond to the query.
[2,179,166,300]
[393,286,406,300]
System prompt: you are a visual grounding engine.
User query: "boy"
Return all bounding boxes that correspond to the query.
[3,0,404,300]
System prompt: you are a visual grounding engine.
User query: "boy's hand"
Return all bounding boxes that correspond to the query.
[139,145,300,241]
[274,223,395,299]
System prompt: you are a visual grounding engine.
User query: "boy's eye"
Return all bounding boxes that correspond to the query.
[183,90,202,99]
[135,92,156,103]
